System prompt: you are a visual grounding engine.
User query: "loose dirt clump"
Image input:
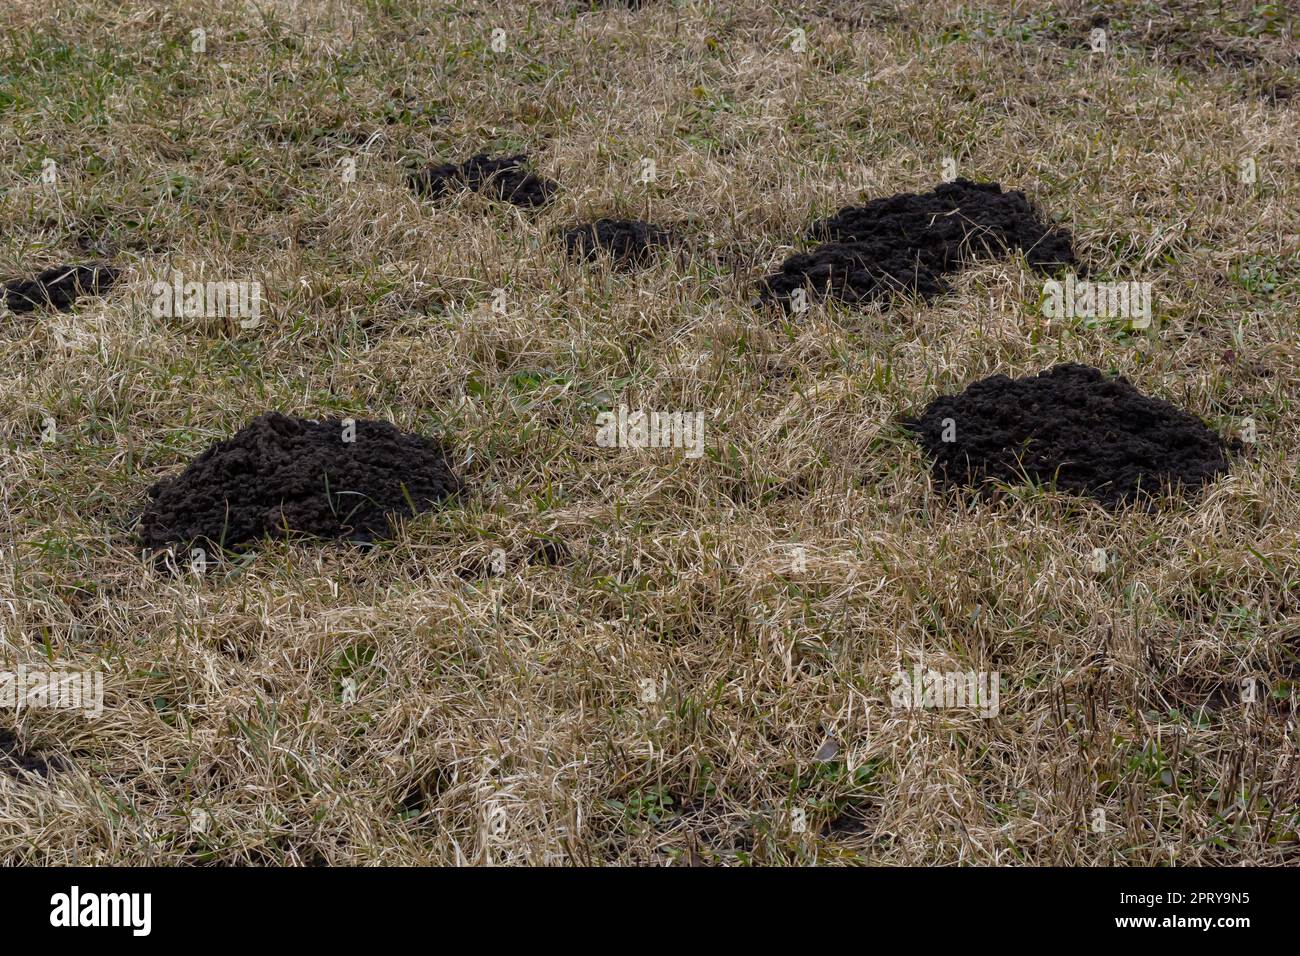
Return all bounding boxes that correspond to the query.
[0,728,54,779]
[902,363,1236,508]
[408,153,558,208]
[138,412,461,551]
[761,179,1076,308]
[561,218,672,268]
[1,263,119,313]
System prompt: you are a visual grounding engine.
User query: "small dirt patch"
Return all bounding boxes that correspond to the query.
[0,728,54,779]
[761,179,1076,308]
[1,263,119,313]
[561,218,672,268]
[408,153,558,208]
[902,363,1236,508]
[138,412,461,551]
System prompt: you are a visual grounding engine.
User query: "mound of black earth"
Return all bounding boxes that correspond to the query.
[761,179,1076,309]
[138,412,461,551]
[561,218,672,268]
[408,153,558,208]
[2,263,119,313]
[1,728,53,778]
[902,363,1235,508]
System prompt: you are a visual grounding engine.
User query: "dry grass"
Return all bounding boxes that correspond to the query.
[0,0,1297,865]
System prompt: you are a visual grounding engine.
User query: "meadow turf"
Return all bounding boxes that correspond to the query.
[0,0,1297,864]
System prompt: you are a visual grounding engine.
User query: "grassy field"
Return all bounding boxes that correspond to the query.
[1,0,1297,865]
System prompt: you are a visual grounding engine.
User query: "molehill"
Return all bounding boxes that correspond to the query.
[138,412,461,551]
[561,218,672,268]
[408,153,558,208]
[2,263,119,313]
[762,179,1076,308]
[902,363,1236,508]
[0,728,53,779]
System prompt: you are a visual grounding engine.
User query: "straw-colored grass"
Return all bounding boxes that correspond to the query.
[1,0,1297,864]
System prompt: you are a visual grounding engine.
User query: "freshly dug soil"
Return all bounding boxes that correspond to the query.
[408,153,558,208]
[138,412,461,551]
[2,263,119,313]
[561,218,672,268]
[0,728,53,778]
[902,363,1235,508]
[761,179,1076,308]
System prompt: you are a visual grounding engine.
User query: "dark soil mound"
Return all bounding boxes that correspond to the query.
[139,412,461,551]
[902,363,1235,508]
[561,218,672,268]
[2,263,119,313]
[1,728,53,778]
[762,240,950,305]
[408,153,558,208]
[761,179,1075,308]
